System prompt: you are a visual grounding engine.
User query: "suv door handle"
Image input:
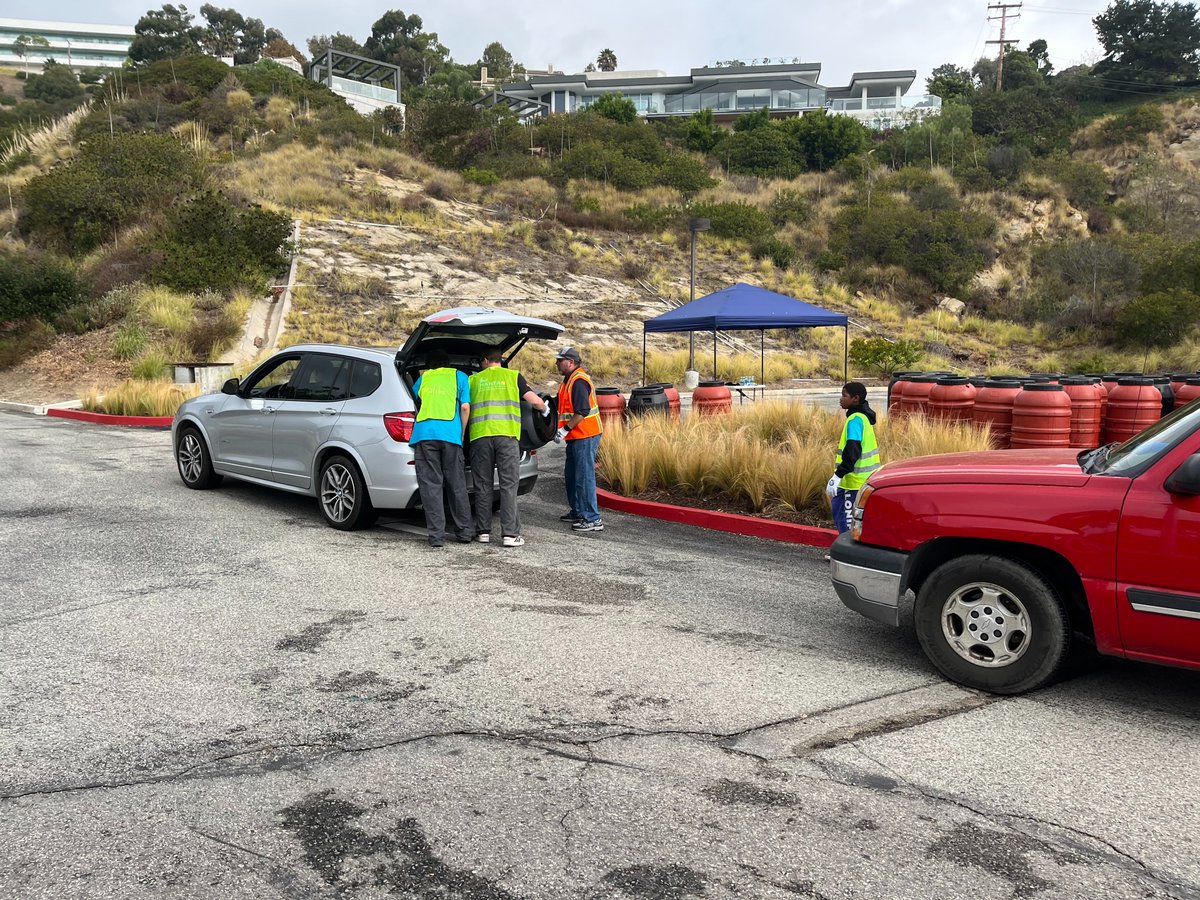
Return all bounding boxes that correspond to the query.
[319,408,338,416]
[262,407,276,415]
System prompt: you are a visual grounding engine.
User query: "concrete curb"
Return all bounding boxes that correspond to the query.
[596,487,837,548]
[46,408,173,428]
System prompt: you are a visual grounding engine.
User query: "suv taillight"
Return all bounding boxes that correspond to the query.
[384,411,416,442]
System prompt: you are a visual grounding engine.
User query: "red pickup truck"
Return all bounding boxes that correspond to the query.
[830,400,1200,694]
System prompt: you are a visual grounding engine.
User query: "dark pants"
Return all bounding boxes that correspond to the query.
[564,434,601,524]
[414,441,471,544]
[833,488,859,534]
[471,435,521,537]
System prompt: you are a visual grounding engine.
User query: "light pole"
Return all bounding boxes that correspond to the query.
[686,217,710,385]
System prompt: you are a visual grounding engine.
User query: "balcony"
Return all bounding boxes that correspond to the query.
[828,94,942,113]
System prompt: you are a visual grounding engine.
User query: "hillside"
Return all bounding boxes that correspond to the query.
[3,57,1200,407]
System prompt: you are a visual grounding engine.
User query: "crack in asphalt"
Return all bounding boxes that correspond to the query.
[0,578,218,627]
[840,744,1199,900]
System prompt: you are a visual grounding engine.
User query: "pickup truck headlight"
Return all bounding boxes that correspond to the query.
[850,484,874,541]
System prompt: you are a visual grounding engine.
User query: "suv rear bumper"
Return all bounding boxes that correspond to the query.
[829,532,908,627]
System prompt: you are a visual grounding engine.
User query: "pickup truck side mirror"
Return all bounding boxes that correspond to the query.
[221,377,240,395]
[1164,453,1200,496]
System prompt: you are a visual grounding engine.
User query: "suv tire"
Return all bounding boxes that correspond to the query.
[318,454,377,530]
[176,426,222,490]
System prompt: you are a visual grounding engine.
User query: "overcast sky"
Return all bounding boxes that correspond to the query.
[8,0,1109,88]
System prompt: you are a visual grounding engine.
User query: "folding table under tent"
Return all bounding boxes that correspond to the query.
[641,282,850,386]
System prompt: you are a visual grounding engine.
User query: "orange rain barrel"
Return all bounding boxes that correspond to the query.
[651,383,681,420]
[888,371,923,417]
[1061,377,1103,449]
[1011,383,1073,450]
[692,381,732,416]
[1028,373,1062,384]
[972,378,1023,449]
[1169,372,1192,396]
[1103,377,1162,445]
[628,384,669,418]
[928,376,977,422]
[1175,376,1200,409]
[898,375,938,418]
[596,388,626,427]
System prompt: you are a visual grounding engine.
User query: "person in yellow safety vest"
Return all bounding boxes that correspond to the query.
[827,381,880,535]
[467,348,550,548]
[411,348,472,549]
[552,347,605,533]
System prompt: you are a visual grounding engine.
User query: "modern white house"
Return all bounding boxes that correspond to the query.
[0,17,134,71]
[480,62,941,129]
[307,48,404,118]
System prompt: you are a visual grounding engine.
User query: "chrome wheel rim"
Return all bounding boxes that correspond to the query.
[178,433,203,483]
[320,463,356,523]
[941,581,1031,668]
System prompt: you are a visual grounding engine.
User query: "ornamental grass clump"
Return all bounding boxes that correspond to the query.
[599,401,996,522]
[82,380,200,417]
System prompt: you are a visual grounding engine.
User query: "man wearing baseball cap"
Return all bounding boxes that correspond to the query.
[553,347,604,532]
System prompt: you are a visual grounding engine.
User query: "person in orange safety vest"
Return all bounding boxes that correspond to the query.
[553,347,604,533]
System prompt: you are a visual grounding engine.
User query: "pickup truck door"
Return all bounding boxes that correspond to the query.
[1116,439,1200,667]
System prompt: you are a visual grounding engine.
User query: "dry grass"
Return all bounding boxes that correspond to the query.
[82,380,200,416]
[598,401,993,522]
[0,99,92,167]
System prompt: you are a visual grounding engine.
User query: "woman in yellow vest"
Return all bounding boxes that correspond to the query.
[411,348,472,548]
[553,347,604,532]
[827,381,880,534]
[467,348,550,547]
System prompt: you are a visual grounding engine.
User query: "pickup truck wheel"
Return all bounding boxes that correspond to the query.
[915,555,1070,695]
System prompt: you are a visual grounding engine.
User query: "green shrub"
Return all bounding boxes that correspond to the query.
[0,320,56,369]
[750,236,797,270]
[769,189,810,226]
[0,251,84,323]
[622,203,682,232]
[1099,104,1166,148]
[463,166,500,185]
[151,192,291,293]
[589,94,637,125]
[1034,154,1110,209]
[724,128,798,177]
[658,152,716,194]
[688,201,774,241]
[21,133,200,254]
[113,323,148,359]
[572,194,601,213]
[849,337,924,378]
[1114,290,1200,348]
[24,61,85,103]
[131,348,171,380]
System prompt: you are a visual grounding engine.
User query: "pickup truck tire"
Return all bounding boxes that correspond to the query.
[914,555,1071,695]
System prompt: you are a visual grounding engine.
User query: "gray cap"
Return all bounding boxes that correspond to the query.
[555,347,582,363]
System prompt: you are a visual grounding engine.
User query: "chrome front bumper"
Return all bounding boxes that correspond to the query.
[829,532,907,627]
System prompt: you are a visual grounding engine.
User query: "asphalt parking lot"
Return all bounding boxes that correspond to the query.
[2,409,1198,900]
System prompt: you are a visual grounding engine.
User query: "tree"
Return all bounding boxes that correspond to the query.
[997,47,1043,90]
[264,36,304,64]
[596,48,618,72]
[590,93,637,123]
[1093,0,1200,83]
[926,63,974,101]
[12,34,50,76]
[130,4,202,63]
[198,5,269,63]
[1027,39,1054,77]
[24,60,84,102]
[477,41,515,82]
[365,10,449,87]
[780,112,870,171]
[685,108,722,153]
[732,105,771,131]
[583,62,596,73]
[307,32,364,59]
[972,55,999,91]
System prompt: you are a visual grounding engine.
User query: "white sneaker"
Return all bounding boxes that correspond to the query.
[502,535,525,547]
[477,533,490,543]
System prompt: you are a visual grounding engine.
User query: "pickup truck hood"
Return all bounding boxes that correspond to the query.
[872,448,1091,488]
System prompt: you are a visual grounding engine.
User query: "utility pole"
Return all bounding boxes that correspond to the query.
[986,2,1021,91]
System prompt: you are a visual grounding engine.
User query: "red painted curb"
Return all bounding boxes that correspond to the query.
[47,408,173,428]
[596,487,837,548]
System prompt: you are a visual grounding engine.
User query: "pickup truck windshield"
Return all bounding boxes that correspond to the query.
[1092,402,1200,476]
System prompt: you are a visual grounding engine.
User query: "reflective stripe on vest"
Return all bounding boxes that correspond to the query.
[468,367,521,440]
[557,368,602,440]
[836,411,880,491]
[416,368,458,422]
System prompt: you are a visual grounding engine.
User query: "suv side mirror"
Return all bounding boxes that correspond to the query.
[221,377,240,395]
[1165,453,1200,495]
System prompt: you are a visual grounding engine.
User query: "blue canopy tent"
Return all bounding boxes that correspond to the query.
[642,282,850,386]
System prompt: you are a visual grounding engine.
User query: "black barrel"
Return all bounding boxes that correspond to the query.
[628,384,669,417]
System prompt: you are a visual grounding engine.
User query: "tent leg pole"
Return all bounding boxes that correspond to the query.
[761,330,764,388]
[843,325,848,384]
[642,333,646,386]
[713,331,717,382]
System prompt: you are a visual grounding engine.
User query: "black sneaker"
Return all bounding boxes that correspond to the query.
[571,519,604,532]
[559,512,583,523]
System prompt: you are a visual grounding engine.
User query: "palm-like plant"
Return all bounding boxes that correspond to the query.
[596,48,617,72]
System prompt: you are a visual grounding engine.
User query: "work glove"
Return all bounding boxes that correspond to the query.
[825,474,841,498]
[553,426,568,444]
[541,403,552,418]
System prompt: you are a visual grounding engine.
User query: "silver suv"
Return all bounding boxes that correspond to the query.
[171,307,563,529]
